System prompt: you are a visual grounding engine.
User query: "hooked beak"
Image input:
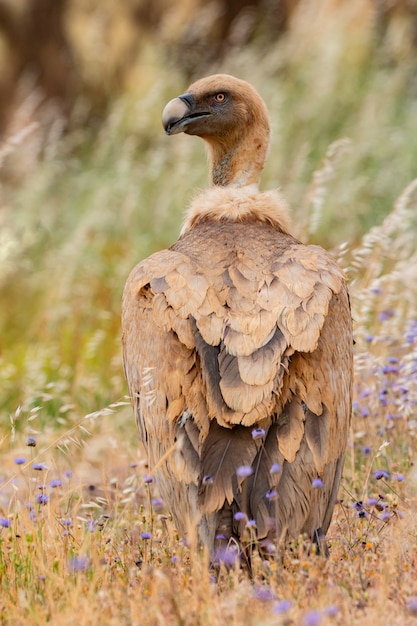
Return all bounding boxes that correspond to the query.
[162,92,210,135]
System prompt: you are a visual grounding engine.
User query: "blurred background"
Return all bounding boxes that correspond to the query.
[1,0,417,431]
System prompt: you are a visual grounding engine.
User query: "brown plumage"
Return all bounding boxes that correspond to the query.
[122,74,353,560]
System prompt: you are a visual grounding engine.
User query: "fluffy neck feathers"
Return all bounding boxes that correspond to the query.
[181,187,290,236]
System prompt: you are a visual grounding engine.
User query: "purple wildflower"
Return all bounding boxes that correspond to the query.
[379,310,394,322]
[270,463,282,474]
[393,473,405,482]
[303,610,322,626]
[323,605,338,616]
[361,446,372,456]
[353,500,364,511]
[265,489,278,500]
[143,474,154,484]
[151,498,164,511]
[141,531,152,540]
[273,600,292,614]
[406,597,417,613]
[14,457,26,465]
[32,463,47,471]
[68,556,90,573]
[61,519,72,527]
[373,470,389,480]
[0,518,11,528]
[251,427,266,440]
[379,392,389,407]
[65,470,72,479]
[253,585,274,602]
[246,519,256,528]
[50,479,62,488]
[236,465,253,478]
[234,512,247,521]
[213,546,239,568]
[86,520,97,531]
[35,494,48,505]
[406,321,417,344]
[379,511,391,521]
[202,475,213,485]
[26,436,37,447]
[312,478,323,489]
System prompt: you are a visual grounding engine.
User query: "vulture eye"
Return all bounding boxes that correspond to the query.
[214,93,226,102]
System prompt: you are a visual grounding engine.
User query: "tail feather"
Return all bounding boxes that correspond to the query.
[246,423,285,537]
[198,421,259,513]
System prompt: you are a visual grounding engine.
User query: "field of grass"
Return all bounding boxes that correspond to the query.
[1,5,417,625]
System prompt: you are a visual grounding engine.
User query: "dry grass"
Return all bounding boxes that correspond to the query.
[2,5,417,624]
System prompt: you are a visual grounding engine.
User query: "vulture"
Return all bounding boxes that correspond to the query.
[122,74,353,561]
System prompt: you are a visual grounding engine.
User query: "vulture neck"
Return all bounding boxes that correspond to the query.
[204,124,270,188]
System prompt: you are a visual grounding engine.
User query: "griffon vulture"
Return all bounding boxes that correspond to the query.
[122,75,353,560]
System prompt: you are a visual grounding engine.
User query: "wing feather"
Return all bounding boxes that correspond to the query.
[237,327,287,386]
[277,399,305,462]
[304,405,331,475]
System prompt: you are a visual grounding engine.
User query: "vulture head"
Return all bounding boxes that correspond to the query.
[162,74,271,188]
